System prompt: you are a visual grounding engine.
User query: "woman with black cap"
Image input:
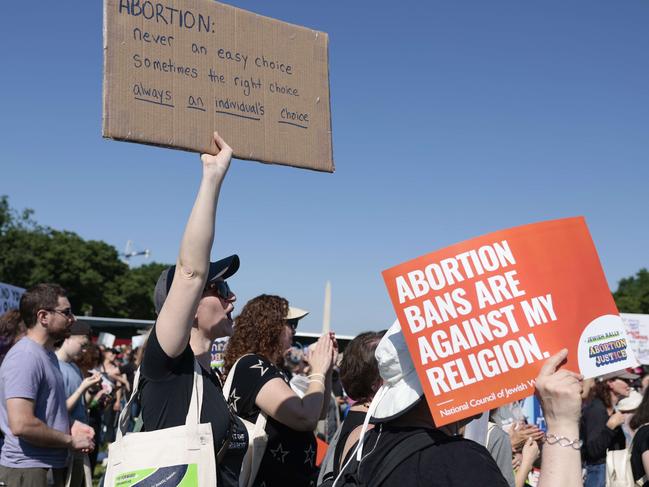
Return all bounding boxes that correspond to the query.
[138,132,248,486]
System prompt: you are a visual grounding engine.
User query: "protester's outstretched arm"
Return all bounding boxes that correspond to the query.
[156,132,232,358]
[535,349,583,487]
[256,333,334,431]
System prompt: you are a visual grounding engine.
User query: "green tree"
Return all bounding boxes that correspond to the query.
[614,269,649,314]
[117,262,168,319]
[0,196,169,319]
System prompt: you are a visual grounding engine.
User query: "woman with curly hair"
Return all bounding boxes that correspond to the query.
[224,294,336,487]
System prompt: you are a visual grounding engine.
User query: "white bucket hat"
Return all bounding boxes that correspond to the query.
[372,319,424,420]
[333,320,424,485]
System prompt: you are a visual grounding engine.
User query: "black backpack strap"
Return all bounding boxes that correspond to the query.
[366,430,438,487]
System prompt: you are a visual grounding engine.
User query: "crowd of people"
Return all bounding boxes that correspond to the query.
[0,134,643,486]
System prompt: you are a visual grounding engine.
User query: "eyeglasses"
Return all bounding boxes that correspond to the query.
[45,308,74,319]
[286,320,298,332]
[205,280,233,300]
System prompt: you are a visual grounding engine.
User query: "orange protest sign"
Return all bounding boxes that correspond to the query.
[382,217,636,427]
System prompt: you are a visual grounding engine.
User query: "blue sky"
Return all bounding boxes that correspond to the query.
[1,1,648,336]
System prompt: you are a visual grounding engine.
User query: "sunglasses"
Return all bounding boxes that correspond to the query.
[205,280,232,300]
[45,308,74,318]
[286,320,298,332]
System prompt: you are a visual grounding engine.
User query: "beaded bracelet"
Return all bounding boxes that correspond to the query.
[544,433,583,450]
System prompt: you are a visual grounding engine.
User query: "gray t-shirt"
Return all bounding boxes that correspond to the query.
[0,337,70,468]
[58,360,87,424]
[486,421,516,487]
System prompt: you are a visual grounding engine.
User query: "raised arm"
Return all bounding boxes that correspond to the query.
[66,373,101,412]
[156,132,232,358]
[256,333,334,431]
[535,349,583,487]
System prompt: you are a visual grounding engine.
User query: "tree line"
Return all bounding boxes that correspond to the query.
[0,196,168,319]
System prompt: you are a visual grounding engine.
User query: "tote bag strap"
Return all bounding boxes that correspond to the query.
[222,353,253,399]
[185,359,205,450]
[116,366,142,441]
[186,359,204,426]
[222,354,268,428]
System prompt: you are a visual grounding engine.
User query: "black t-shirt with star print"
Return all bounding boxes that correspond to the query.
[228,354,318,487]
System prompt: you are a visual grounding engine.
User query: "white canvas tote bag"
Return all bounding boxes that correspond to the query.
[104,360,217,486]
[222,355,268,487]
[64,452,92,487]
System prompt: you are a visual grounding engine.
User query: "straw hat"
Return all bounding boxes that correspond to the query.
[286,306,309,321]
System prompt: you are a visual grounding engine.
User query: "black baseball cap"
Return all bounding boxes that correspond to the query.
[69,321,91,336]
[153,255,240,315]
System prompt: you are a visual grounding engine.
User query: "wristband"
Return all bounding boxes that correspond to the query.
[308,373,326,380]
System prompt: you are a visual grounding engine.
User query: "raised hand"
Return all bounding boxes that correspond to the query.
[309,333,334,376]
[521,437,540,469]
[80,373,102,393]
[534,349,583,430]
[201,132,233,177]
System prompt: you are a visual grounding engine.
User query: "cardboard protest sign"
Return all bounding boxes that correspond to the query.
[0,282,25,314]
[382,217,636,426]
[103,0,333,172]
[622,313,649,365]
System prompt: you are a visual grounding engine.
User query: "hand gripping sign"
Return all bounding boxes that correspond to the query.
[382,217,637,427]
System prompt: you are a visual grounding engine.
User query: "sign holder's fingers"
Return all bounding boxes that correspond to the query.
[538,348,568,377]
[213,131,231,152]
[553,369,582,380]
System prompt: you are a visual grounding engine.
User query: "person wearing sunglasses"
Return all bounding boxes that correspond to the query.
[139,132,248,487]
[0,284,95,487]
[223,295,337,487]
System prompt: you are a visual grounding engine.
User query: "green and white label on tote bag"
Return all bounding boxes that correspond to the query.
[115,463,199,486]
